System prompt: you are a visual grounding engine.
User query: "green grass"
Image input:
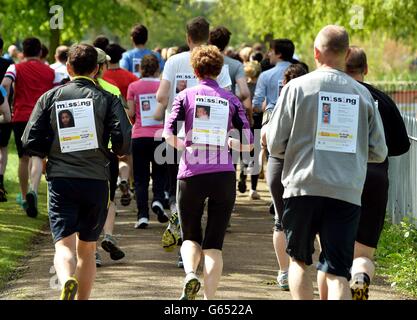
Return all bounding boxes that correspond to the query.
[0,136,48,290]
[376,218,417,297]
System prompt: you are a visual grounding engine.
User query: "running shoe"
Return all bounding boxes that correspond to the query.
[118,180,132,206]
[162,211,181,252]
[152,200,169,223]
[60,277,78,300]
[25,190,38,218]
[16,193,27,210]
[134,217,149,229]
[180,272,201,300]
[0,185,7,202]
[238,179,247,194]
[277,271,289,291]
[177,253,184,268]
[101,234,125,261]
[95,251,102,267]
[249,190,260,200]
[351,273,370,300]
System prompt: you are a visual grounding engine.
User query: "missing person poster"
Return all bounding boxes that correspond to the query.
[315,91,359,153]
[174,73,198,96]
[192,95,229,146]
[132,58,142,77]
[55,98,98,153]
[277,80,284,97]
[139,94,163,127]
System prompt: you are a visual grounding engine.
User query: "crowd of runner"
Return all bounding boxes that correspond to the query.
[0,16,410,301]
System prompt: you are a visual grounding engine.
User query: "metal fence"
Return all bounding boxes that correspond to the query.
[371,81,417,226]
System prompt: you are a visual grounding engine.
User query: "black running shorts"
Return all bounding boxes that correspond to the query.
[356,160,389,248]
[48,178,109,243]
[0,123,12,147]
[266,157,285,231]
[12,122,28,158]
[283,195,360,280]
[108,153,119,202]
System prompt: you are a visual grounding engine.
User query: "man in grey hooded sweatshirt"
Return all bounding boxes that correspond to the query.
[266,25,387,300]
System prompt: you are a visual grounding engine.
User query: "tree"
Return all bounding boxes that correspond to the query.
[213,0,417,62]
[0,0,172,62]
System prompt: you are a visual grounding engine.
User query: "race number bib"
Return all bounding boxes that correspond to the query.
[192,95,229,146]
[315,91,359,153]
[139,94,163,127]
[55,99,98,153]
[174,73,198,97]
[133,58,142,77]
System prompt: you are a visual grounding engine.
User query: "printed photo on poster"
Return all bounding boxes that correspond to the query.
[322,102,331,124]
[141,100,151,112]
[58,109,75,129]
[195,105,210,121]
[176,80,187,93]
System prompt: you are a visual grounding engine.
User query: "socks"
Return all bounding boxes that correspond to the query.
[352,272,371,285]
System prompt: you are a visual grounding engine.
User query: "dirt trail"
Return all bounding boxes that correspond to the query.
[0,178,412,300]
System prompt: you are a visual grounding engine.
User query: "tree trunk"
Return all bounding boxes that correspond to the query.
[49,28,60,64]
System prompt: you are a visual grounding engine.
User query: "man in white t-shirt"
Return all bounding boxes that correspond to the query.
[155,16,231,267]
[50,45,70,86]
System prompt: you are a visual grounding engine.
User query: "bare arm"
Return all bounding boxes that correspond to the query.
[127,100,135,119]
[154,79,170,121]
[0,80,12,123]
[236,77,250,101]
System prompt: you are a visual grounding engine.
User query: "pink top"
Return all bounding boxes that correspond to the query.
[127,77,163,138]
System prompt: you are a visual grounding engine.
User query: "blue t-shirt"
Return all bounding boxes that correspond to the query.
[120,48,165,78]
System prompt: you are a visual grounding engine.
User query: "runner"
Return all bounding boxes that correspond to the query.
[0,37,12,201]
[163,45,253,300]
[93,47,126,267]
[262,63,308,291]
[127,54,168,229]
[21,43,131,300]
[345,46,410,300]
[266,25,387,300]
[50,45,70,85]
[154,16,232,267]
[120,24,164,78]
[103,43,138,100]
[1,37,55,217]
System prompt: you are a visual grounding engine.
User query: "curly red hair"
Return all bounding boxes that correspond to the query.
[191,45,224,79]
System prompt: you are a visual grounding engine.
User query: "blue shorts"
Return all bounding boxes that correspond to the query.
[48,178,109,243]
[282,196,360,280]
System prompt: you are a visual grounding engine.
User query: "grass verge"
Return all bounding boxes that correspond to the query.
[376,218,417,297]
[0,136,48,290]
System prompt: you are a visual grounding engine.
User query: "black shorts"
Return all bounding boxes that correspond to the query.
[0,123,12,147]
[48,178,109,243]
[266,157,284,231]
[356,161,389,248]
[108,153,119,202]
[282,196,360,280]
[177,171,236,250]
[12,122,28,158]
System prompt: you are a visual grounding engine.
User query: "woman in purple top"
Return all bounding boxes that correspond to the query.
[164,45,253,300]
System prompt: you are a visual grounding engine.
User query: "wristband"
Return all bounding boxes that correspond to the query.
[0,85,7,98]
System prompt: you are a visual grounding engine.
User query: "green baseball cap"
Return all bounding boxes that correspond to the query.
[95,47,111,64]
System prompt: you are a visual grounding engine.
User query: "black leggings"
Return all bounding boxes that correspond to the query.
[266,157,285,231]
[177,171,236,250]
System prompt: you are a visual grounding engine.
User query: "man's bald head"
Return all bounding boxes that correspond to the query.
[55,45,69,63]
[314,25,349,56]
